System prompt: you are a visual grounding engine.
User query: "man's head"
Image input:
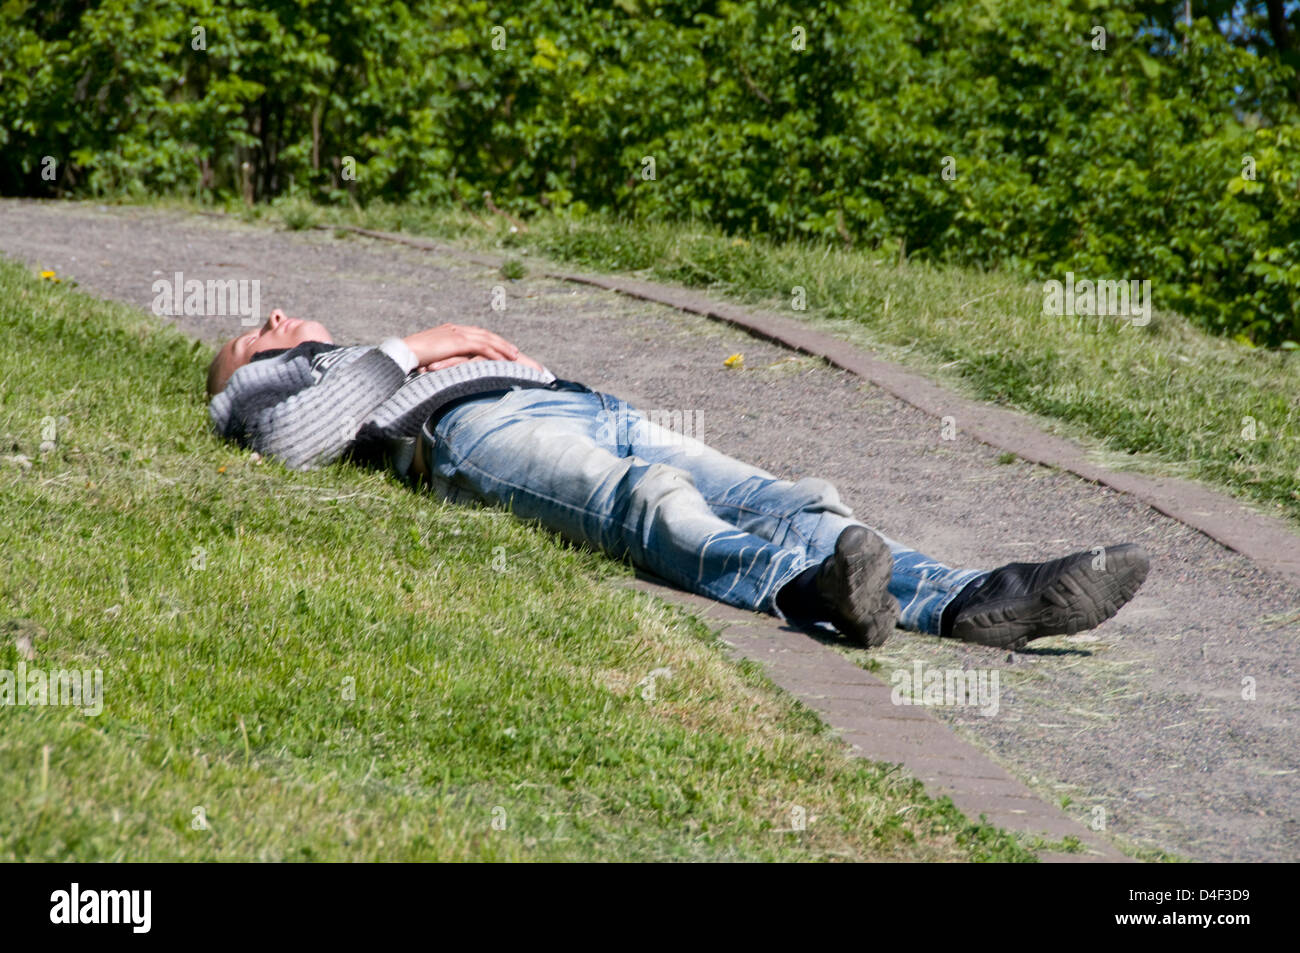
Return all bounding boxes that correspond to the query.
[207,309,333,396]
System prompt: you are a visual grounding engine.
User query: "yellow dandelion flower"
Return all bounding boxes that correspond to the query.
[723,353,744,369]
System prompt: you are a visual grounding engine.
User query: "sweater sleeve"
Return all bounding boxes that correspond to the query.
[242,347,410,470]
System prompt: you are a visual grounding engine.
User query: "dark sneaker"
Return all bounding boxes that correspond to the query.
[815,526,899,647]
[950,543,1150,650]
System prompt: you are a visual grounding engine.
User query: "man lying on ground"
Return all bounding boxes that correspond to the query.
[206,310,1150,650]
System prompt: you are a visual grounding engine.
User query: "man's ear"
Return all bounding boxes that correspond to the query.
[207,349,227,397]
[206,339,240,396]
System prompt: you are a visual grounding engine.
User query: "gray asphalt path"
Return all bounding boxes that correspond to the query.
[2,200,1296,861]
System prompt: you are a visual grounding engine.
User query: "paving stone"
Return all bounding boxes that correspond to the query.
[902,755,1015,781]
[912,774,1046,801]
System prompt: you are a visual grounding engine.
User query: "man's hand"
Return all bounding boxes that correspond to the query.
[402,324,542,372]
[418,353,544,373]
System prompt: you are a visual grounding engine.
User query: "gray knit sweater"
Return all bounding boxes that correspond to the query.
[208,338,555,471]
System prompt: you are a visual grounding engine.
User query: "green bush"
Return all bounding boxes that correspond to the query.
[1,0,1297,343]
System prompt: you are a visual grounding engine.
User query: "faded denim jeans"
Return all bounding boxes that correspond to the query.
[421,385,985,635]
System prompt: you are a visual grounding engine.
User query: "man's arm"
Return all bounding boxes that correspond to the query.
[401,324,542,372]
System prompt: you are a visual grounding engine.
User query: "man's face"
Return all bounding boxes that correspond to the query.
[209,309,333,395]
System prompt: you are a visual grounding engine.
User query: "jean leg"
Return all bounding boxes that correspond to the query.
[874,536,988,635]
[611,400,843,552]
[422,388,811,612]
[616,398,986,634]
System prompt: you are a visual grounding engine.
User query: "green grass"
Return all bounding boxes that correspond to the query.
[0,259,1033,861]
[255,197,1299,528]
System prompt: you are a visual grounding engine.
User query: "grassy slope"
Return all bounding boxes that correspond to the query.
[0,258,1034,861]
[278,199,1299,528]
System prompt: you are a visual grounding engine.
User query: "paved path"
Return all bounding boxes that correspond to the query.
[4,200,1297,862]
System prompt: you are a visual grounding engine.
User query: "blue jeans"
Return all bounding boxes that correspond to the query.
[420,386,986,635]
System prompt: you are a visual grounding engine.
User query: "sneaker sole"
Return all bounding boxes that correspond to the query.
[952,543,1150,650]
[826,526,899,648]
